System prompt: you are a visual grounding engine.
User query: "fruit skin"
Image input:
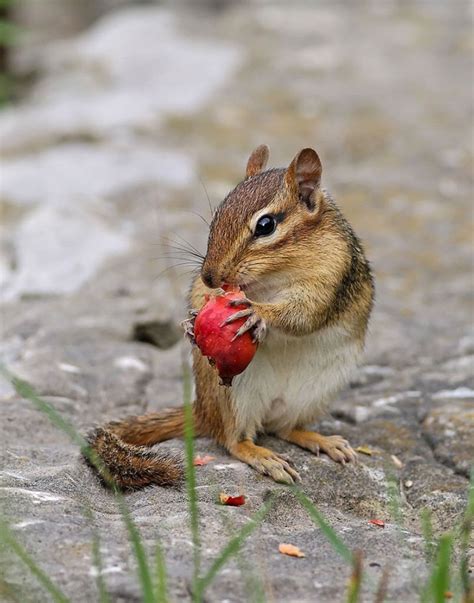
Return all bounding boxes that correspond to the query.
[193,289,258,385]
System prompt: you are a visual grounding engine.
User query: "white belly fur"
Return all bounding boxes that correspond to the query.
[230,324,363,437]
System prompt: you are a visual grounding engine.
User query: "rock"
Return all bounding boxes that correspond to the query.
[423,400,474,477]
[458,333,474,355]
[2,204,130,300]
[3,332,171,415]
[432,386,474,400]
[132,319,182,350]
[0,142,194,207]
[1,1,472,602]
[423,356,474,386]
[332,390,422,424]
[0,7,241,154]
[349,364,395,388]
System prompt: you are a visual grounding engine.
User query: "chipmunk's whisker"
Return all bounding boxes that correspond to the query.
[198,175,216,219]
[160,235,205,261]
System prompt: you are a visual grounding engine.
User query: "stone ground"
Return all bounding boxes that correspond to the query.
[0,1,473,601]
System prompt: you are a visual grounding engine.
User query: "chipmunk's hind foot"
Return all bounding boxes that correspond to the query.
[230,439,300,484]
[280,429,357,465]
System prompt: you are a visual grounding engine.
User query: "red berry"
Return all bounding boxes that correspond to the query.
[194,287,258,385]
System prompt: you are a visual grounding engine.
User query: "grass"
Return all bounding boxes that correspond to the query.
[115,496,155,603]
[346,550,363,603]
[83,506,110,603]
[458,470,473,600]
[0,520,69,603]
[386,471,404,529]
[194,497,273,601]
[182,358,201,591]
[0,367,274,602]
[292,487,353,564]
[422,508,436,564]
[430,535,452,603]
[217,502,267,603]
[0,0,23,105]
[153,541,168,603]
[0,366,472,602]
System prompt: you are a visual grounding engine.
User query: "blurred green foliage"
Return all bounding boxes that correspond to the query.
[0,0,21,105]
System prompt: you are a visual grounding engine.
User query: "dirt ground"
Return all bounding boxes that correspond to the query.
[1,2,472,601]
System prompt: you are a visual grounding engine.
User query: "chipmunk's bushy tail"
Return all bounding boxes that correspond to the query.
[86,408,192,490]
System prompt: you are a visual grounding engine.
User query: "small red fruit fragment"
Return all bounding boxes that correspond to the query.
[278,543,305,558]
[369,519,385,528]
[194,286,258,385]
[219,493,246,506]
[193,455,216,466]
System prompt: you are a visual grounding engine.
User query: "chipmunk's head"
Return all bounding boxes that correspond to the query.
[201,145,346,300]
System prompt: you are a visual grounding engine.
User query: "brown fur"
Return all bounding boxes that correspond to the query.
[86,426,183,490]
[86,145,374,489]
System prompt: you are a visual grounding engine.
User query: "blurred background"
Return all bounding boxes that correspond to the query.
[0,2,473,599]
[1,0,472,360]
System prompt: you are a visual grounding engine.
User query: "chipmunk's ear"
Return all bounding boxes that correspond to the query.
[285,148,322,210]
[245,144,269,178]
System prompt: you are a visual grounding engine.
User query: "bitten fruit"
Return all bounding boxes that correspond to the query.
[193,287,257,385]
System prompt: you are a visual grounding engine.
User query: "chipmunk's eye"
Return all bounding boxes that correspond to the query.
[254,214,277,237]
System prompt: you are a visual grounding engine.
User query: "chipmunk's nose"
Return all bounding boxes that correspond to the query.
[201,267,218,289]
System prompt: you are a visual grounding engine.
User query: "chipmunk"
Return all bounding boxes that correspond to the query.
[87,145,374,488]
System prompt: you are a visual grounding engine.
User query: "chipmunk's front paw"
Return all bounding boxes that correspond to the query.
[224,298,267,343]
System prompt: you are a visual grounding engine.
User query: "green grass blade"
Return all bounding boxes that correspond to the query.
[373,567,390,603]
[386,472,403,528]
[430,534,452,603]
[0,520,70,603]
[115,497,155,603]
[345,550,363,603]
[181,358,201,593]
[91,530,110,603]
[216,498,266,603]
[0,575,21,603]
[1,367,111,484]
[82,506,110,603]
[421,508,435,564]
[194,497,274,600]
[1,367,88,451]
[1,367,155,603]
[154,540,168,603]
[292,488,353,563]
[458,469,473,600]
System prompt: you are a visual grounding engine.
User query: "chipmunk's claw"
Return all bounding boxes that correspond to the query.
[251,318,267,343]
[228,298,252,308]
[222,309,253,326]
[181,315,196,345]
[232,312,267,343]
[226,297,267,341]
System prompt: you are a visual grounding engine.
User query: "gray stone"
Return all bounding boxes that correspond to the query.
[1,1,473,602]
[132,319,182,350]
[0,143,195,207]
[423,399,474,478]
[1,204,130,300]
[0,7,241,155]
